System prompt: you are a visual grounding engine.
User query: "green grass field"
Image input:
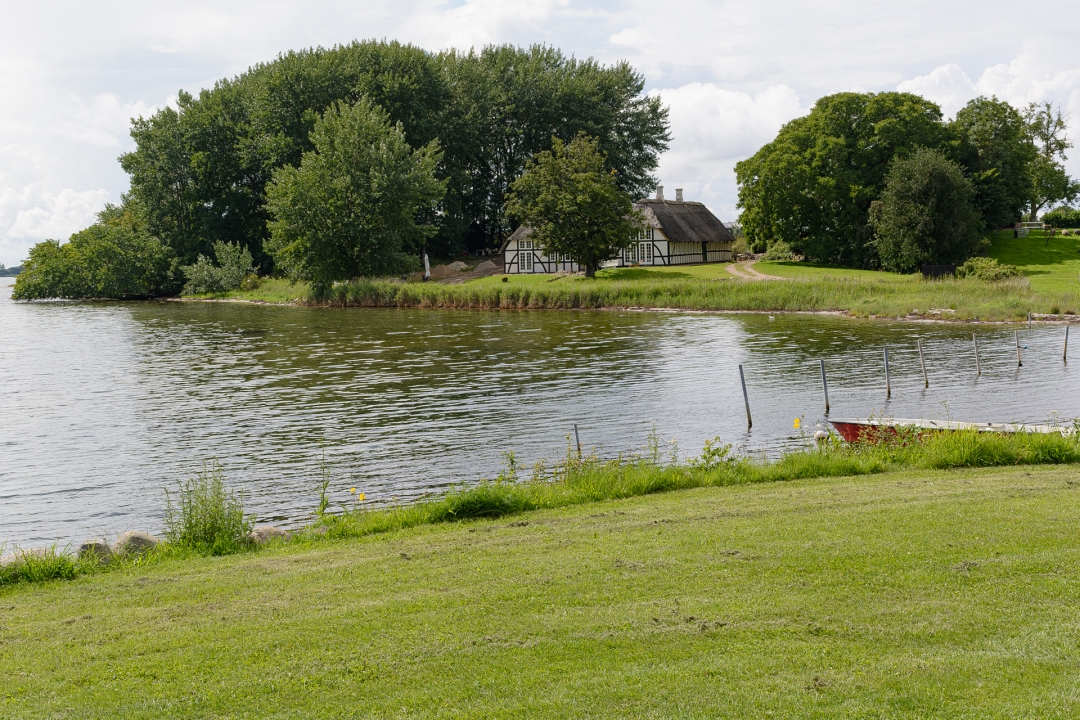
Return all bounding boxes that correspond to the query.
[988,229,1080,294]
[5,463,1080,718]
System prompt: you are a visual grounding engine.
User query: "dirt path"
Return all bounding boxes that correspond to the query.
[726,260,787,281]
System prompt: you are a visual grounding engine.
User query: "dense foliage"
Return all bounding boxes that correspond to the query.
[951,96,1034,229]
[265,99,444,295]
[506,134,641,277]
[1041,206,1080,228]
[118,41,670,268]
[737,91,1077,269]
[11,209,177,299]
[182,241,255,295]
[870,148,983,273]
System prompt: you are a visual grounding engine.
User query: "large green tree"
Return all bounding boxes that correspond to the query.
[869,148,982,273]
[736,92,957,267]
[506,134,642,277]
[950,96,1035,229]
[119,41,669,267]
[264,99,445,296]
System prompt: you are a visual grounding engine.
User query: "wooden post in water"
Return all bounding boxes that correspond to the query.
[573,424,582,457]
[973,334,981,376]
[1028,312,1032,330]
[917,339,928,388]
[883,347,891,399]
[1015,330,1023,367]
[1065,326,1069,363]
[739,364,752,430]
[819,359,830,415]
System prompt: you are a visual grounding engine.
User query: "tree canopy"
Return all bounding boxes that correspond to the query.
[264,98,445,295]
[737,91,1077,269]
[506,134,641,277]
[869,148,982,273]
[735,92,954,267]
[118,41,670,269]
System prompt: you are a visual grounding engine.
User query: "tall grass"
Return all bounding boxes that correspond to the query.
[164,461,253,555]
[5,429,1080,589]
[322,428,1080,540]
[319,275,1075,321]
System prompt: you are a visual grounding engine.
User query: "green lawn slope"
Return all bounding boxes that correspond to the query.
[4,465,1080,718]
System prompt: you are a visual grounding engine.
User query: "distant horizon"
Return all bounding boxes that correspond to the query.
[3,1,1079,266]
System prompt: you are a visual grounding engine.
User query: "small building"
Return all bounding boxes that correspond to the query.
[501,186,735,274]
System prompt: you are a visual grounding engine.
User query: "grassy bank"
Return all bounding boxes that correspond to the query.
[6,428,1080,589]
[316,273,1063,320]
[5,460,1080,717]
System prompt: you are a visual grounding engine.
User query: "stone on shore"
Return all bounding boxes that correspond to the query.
[250,525,290,544]
[0,547,47,567]
[113,530,160,556]
[78,539,113,563]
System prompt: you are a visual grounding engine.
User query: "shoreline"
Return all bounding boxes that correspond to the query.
[169,295,1080,325]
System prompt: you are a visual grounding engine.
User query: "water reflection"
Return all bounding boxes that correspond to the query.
[2,276,1076,548]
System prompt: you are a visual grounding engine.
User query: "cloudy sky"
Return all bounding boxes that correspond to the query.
[2,0,1079,266]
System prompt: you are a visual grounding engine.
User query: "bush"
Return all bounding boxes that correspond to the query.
[1042,207,1080,228]
[181,241,254,295]
[12,225,177,300]
[761,241,794,261]
[164,461,253,555]
[0,547,82,586]
[956,256,1022,281]
[869,147,983,273]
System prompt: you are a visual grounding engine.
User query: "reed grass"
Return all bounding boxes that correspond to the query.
[5,428,1079,589]
[322,428,1080,540]
[319,274,1073,321]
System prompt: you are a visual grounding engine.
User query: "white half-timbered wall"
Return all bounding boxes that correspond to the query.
[504,226,731,274]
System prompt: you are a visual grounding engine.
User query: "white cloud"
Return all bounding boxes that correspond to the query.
[897,64,978,118]
[0,186,110,264]
[653,83,807,219]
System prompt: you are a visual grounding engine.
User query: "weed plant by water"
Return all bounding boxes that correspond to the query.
[163,460,253,555]
[5,429,1080,589]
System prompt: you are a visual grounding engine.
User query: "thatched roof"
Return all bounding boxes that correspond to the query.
[635,199,735,244]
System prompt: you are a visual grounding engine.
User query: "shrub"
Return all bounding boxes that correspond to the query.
[164,461,253,555]
[761,241,794,261]
[1042,206,1080,228]
[956,256,1022,281]
[12,225,177,300]
[181,242,254,295]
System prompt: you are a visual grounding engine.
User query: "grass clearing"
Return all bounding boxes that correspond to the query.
[4,463,1080,717]
[988,229,1080,294]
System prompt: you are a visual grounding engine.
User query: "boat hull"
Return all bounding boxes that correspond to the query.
[829,418,1071,443]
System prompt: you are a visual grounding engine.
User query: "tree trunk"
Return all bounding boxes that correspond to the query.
[584,263,596,278]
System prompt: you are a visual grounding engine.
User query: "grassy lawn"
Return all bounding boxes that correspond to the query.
[4,464,1080,718]
[988,229,1080,294]
[190,278,310,304]
[756,260,914,283]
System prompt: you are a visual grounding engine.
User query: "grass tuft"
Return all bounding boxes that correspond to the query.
[163,460,253,555]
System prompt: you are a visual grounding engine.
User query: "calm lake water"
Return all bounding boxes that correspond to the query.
[3,275,1078,549]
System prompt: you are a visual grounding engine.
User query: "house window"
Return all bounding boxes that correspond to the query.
[637,228,653,241]
[639,242,653,263]
[519,250,533,272]
[519,239,534,250]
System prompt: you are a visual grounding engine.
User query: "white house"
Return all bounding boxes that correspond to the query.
[500,186,735,274]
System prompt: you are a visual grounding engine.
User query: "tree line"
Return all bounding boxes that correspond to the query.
[13,41,670,299]
[737,92,1078,272]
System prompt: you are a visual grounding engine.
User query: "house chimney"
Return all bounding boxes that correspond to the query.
[656,185,664,201]
[675,188,683,202]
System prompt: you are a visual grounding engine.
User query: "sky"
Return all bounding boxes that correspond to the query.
[3,0,1080,266]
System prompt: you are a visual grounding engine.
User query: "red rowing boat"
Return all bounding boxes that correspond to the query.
[829,417,1071,443]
